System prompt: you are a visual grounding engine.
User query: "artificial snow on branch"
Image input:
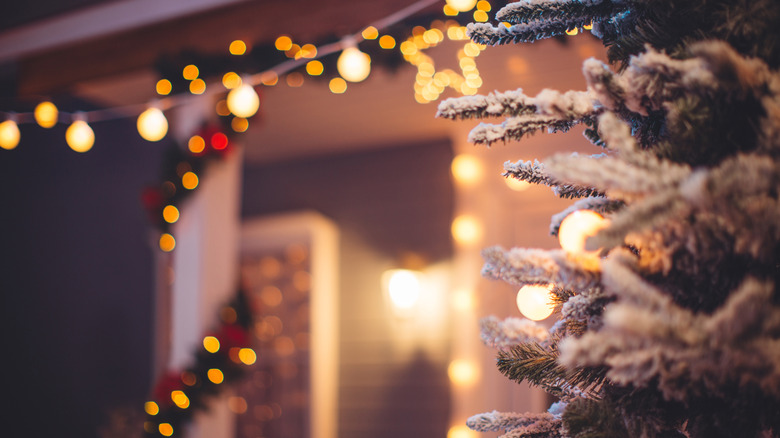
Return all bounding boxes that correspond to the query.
[481,247,602,292]
[480,316,550,349]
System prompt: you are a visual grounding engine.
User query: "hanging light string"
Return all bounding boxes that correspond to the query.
[0,0,441,150]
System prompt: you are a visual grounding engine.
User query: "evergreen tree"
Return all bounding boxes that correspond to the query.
[437,1,780,437]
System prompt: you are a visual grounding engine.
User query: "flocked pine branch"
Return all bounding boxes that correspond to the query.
[468,114,581,146]
[497,342,606,394]
[468,21,586,46]
[480,316,550,349]
[481,247,602,292]
[437,88,596,121]
[560,271,780,407]
[544,152,690,201]
[467,410,562,435]
[549,197,623,236]
[495,0,620,26]
[503,159,604,199]
[469,0,624,47]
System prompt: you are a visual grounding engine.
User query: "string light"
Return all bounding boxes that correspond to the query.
[337,46,371,82]
[0,119,20,150]
[207,368,224,384]
[329,77,347,94]
[446,0,477,12]
[1,0,447,151]
[203,335,220,353]
[516,284,555,320]
[136,107,168,142]
[34,102,58,128]
[155,79,172,95]
[226,83,260,118]
[558,210,609,254]
[65,118,94,153]
[229,40,247,55]
[451,214,483,246]
[451,154,483,185]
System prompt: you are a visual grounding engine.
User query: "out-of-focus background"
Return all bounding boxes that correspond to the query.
[0,1,605,437]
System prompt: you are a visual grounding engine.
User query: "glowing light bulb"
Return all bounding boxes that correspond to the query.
[446,0,478,12]
[207,368,224,384]
[238,348,257,365]
[383,269,422,309]
[34,102,58,128]
[451,215,482,246]
[66,120,94,152]
[337,47,371,82]
[203,336,220,353]
[144,401,159,416]
[451,154,482,185]
[227,83,260,118]
[516,284,555,321]
[0,120,20,150]
[448,425,477,438]
[558,210,609,254]
[505,178,530,191]
[448,359,478,386]
[137,107,168,142]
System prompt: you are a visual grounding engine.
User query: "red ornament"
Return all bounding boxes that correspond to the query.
[192,125,231,157]
[152,371,184,407]
[216,324,251,351]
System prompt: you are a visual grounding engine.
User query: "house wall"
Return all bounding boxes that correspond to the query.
[242,139,455,438]
[0,103,164,437]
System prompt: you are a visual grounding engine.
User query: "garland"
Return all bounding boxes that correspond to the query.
[143,290,255,437]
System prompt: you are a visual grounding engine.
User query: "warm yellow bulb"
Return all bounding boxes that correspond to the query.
[448,359,478,386]
[566,27,579,36]
[207,368,224,384]
[162,205,179,223]
[238,348,257,365]
[275,35,292,51]
[222,72,242,89]
[516,284,555,321]
[362,26,379,40]
[446,0,478,12]
[383,269,422,309]
[451,215,482,246]
[229,40,247,55]
[448,425,477,438]
[0,120,20,150]
[156,79,172,95]
[227,83,260,118]
[137,108,168,142]
[66,120,94,152]
[189,78,206,94]
[505,178,531,191]
[182,64,199,80]
[306,60,324,76]
[451,154,483,185]
[188,136,205,154]
[171,390,190,409]
[158,423,174,437]
[477,0,491,11]
[34,102,58,128]
[231,117,249,133]
[337,47,371,83]
[182,172,199,190]
[379,35,396,49]
[159,233,176,252]
[203,336,220,353]
[144,401,159,416]
[329,77,347,94]
[558,210,609,254]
